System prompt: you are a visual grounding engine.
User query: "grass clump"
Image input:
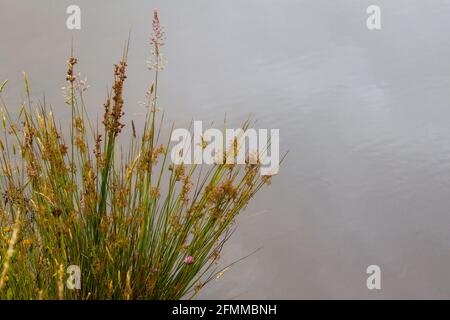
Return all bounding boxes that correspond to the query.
[0,9,276,300]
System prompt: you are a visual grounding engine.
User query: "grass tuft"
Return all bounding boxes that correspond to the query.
[0,9,277,300]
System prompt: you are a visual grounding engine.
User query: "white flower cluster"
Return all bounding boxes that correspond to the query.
[61,71,89,104]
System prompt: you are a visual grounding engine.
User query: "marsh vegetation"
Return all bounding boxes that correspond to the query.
[0,9,277,300]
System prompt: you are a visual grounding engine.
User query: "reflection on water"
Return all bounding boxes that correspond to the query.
[2,0,450,298]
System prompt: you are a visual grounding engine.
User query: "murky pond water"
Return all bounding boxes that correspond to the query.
[2,0,450,299]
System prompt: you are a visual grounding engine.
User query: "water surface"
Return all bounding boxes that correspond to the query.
[2,0,450,299]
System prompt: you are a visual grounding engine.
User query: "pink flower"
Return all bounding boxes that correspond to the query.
[184,256,195,265]
[151,8,165,50]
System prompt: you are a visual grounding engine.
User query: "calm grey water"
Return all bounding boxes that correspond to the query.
[2,0,450,299]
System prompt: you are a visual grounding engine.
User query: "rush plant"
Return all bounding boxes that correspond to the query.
[0,9,277,300]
